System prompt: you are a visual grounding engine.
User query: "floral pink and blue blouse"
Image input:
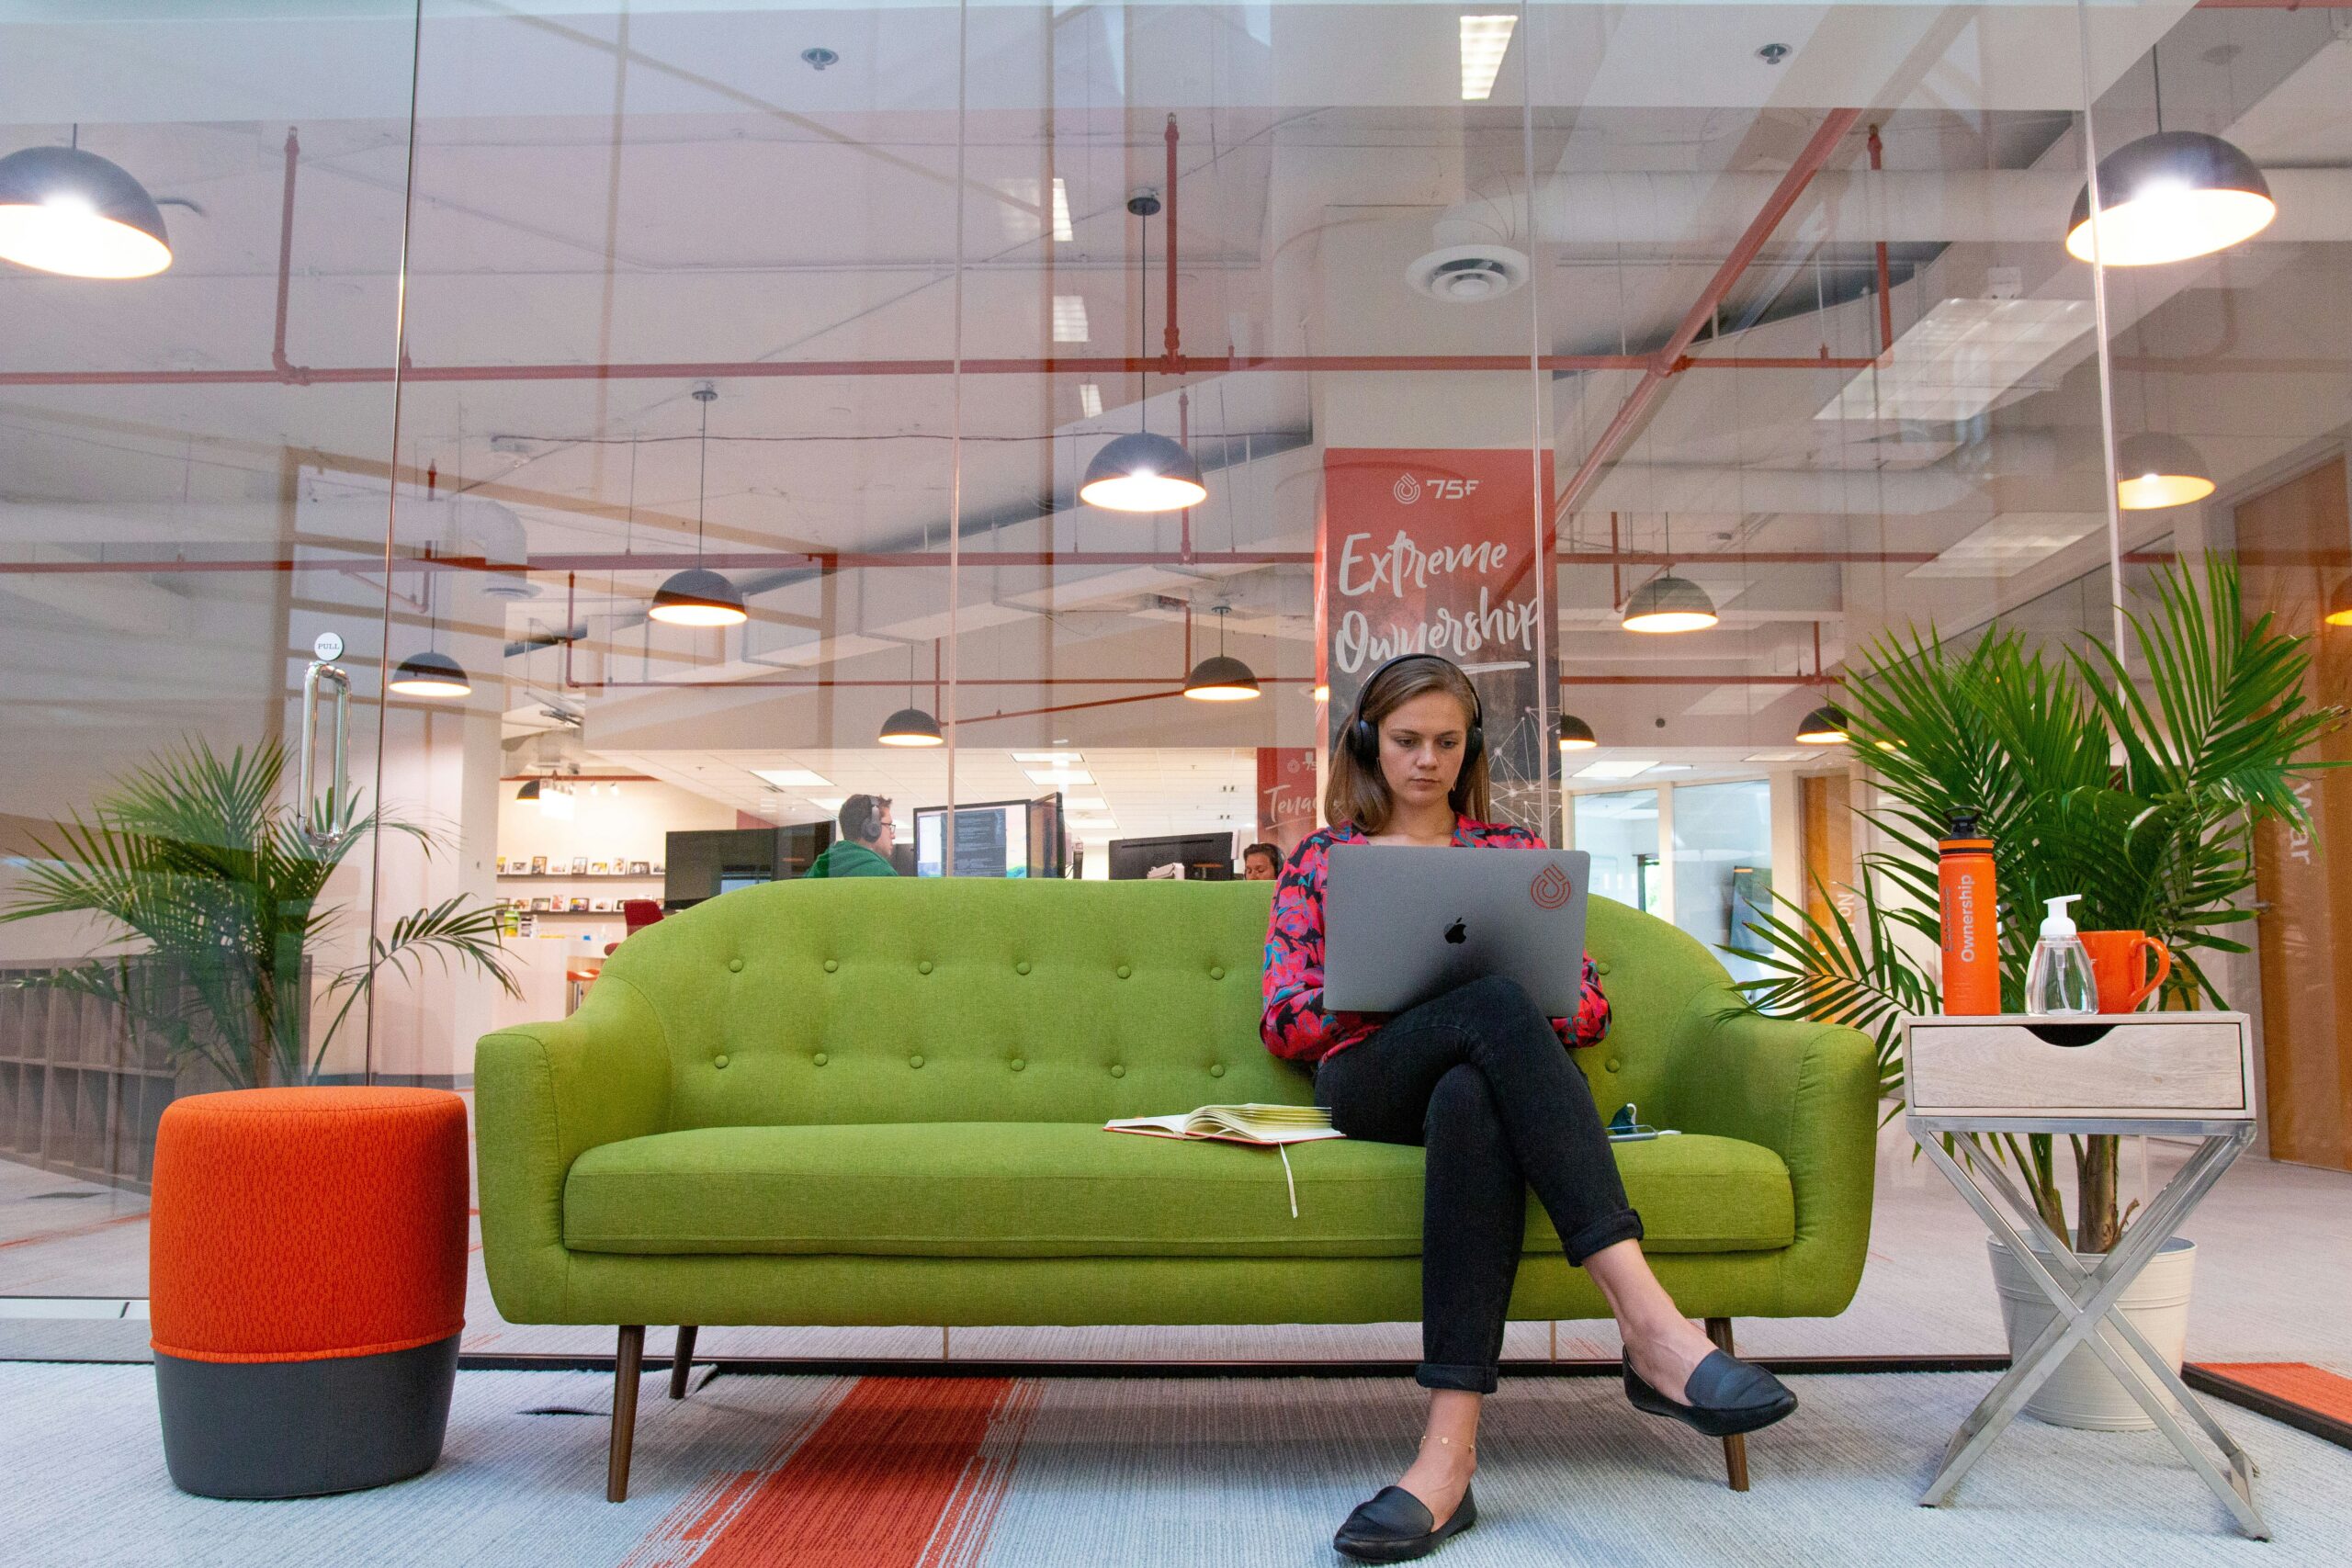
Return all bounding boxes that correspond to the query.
[1259,817,1611,1065]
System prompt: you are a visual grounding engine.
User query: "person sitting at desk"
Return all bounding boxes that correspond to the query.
[1241,841,1283,882]
[803,795,898,878]
[1261,653,1796,1562]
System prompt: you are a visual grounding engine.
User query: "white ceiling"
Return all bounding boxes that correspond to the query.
[0,1,2345,821]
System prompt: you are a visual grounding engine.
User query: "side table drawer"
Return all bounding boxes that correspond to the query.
[1905,1014,2252,1120]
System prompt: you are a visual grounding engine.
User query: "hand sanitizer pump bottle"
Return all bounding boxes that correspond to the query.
[2024,894,2098,1016]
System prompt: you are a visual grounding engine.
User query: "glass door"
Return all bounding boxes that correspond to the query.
[0,7,418,1317]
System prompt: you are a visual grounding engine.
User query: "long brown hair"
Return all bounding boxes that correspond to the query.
[1324,655,1489,832]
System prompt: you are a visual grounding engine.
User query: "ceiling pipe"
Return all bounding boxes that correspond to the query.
[1436,166,2352,250]
[0,546,2177,580]
[1554,111,1865,532]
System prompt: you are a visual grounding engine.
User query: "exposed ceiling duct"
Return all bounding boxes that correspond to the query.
[1433,167,2352,252]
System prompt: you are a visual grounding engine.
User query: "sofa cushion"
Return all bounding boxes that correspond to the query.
[562,1122,1794,1259]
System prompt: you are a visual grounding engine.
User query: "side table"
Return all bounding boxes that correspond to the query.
[1902,1011,2267,1540]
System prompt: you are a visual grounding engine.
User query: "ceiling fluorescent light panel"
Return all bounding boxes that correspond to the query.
[1459,16,1516,101]
[1906,513,2103,579]
[1575,759,1657,781]
[1819,298,2094,423]
[751,768,831,788]
[1052,295,1090,344]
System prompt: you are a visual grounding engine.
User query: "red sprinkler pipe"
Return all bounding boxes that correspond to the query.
[1163,115,1182,369]
[1553,109,1862,528]
[271,130,309,383]
[1868,125,1894,355]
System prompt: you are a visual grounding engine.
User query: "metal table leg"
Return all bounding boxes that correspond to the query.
[1913,1124,2267,1540]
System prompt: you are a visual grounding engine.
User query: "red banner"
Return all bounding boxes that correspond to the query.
[1255,747,1317,854]
[1319,447,1554,825]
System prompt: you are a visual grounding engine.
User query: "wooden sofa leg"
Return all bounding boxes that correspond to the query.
[609,1325,645,1502]
[670,1325,698,1400]
[1703,1317,1751,1493]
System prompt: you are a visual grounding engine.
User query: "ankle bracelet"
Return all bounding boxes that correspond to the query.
[1419,1435,1476,1454]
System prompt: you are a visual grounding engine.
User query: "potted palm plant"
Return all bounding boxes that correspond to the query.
[2,737,518,1090]
[1737,556,2339,1427]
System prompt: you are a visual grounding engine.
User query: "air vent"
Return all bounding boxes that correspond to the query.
[1407,244,1530,303]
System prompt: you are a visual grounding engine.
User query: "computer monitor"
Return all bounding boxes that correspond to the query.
[1107,832,1235,881]
[912,799,1034,878]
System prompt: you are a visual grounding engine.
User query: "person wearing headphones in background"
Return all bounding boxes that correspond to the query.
[1261,653,1795,1562]
[803,794,899,878]
[1240,842,1283,882]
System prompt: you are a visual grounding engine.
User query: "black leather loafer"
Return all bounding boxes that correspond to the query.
[1623,1349,1798,1438]
[1332,1483,1476,1563]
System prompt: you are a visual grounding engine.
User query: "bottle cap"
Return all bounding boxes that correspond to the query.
[2039,894,2081,940]
[1947,812,1979,837]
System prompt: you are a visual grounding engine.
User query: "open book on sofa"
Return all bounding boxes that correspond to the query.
[1105,1104,1343,1217]
[1104,1102,1343,1147]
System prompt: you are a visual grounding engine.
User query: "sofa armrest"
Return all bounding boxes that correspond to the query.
[474,972,673,1324]
[1665,988,1879,1317]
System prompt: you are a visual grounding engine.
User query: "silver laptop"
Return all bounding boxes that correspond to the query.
[1322,846,1592,1016]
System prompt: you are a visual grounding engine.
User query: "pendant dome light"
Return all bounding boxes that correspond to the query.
[390,648,470,699]
[2065,51,2274,267]
[1182,605,1261,702]
[1795,705,1850,745]
[649,384,748,627]
[1622,574,1719,634]
[1079,191,1207,513]
[390,550,470,699]
[2114,430,2214,511]
[2324,576,2352,629]
[0,137,175,279]
[1620,514,1718,633]
[1557,713,1598,751]
[514,777,542,802]
[877,644,944,746]
[879,707,945,746]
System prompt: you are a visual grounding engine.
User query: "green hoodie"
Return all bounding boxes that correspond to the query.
[803,840,897,879]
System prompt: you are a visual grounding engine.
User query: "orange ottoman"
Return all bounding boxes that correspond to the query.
[150,1088,468,1498]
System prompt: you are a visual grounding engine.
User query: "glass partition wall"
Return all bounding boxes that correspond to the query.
[6,0,2346,1333]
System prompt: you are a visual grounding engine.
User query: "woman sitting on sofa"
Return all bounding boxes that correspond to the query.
[1261,653,1796,1562]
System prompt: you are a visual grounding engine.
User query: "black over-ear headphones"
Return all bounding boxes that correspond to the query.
[1343,653,1486,774]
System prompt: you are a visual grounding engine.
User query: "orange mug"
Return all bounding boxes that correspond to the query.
[2080,931,2171,1013]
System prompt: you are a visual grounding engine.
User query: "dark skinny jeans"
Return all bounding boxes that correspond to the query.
[1314,975,1644,1393]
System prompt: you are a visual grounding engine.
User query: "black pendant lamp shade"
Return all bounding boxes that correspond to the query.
[2114,430,2214,511]
[1080,431,1208,513]
[389,649,470,698]
[1557,713,1598,750]
[0,145,174,278]
[649,566,748,626]
[1621,572,1719,634]
[878,706,945,747]
[2324,576,2352,629]
[1795,705,1850,745]
[650,384,747,626]
[2066,130,2276,267]
[1182,605,1261,701]
[1182,653,1261,702]
[514,778,542,802]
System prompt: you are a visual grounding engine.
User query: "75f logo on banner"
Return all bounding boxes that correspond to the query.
[1393,473,1480,505]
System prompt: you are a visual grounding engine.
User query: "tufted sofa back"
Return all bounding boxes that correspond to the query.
[583,877,1726,1130]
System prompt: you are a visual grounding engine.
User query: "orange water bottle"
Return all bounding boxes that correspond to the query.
[1938,815,2000,1015]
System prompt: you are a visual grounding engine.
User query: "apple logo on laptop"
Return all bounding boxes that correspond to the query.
[1443,918,1468,945]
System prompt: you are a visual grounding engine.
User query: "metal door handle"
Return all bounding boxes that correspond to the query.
[300,659,351,848]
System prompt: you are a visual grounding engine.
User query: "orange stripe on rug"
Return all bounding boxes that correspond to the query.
[2195,1362,2352,1424]
[628,1377,1036,1568]
[0,1211,147,1251]
[619,1377,854,1568]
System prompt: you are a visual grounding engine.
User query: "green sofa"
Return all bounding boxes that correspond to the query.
[475,878,1876,1499]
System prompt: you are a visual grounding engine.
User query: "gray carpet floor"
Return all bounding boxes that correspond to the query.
[0,1364,2343,1566]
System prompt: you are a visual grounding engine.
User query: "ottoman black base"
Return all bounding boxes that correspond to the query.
[155,1333,460,1499]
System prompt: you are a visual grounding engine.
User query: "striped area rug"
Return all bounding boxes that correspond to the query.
[5,1364,2349,1567]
